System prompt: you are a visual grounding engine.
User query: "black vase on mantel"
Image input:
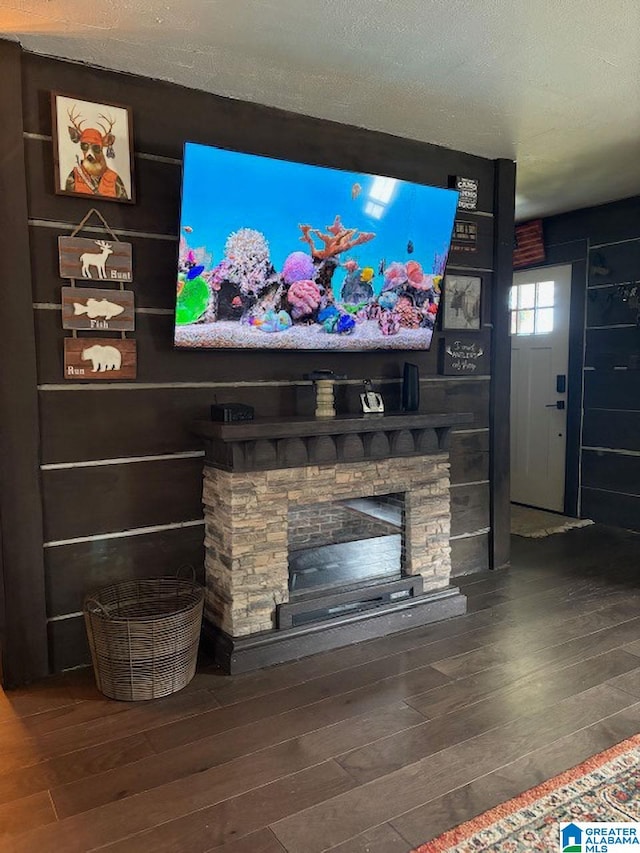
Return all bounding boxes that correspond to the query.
[402,362,420,412]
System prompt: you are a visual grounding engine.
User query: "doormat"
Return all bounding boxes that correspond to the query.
[413,733,640,852]
[511,504,594,538]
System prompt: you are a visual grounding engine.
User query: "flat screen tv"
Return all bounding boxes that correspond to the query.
[174,142,459,351]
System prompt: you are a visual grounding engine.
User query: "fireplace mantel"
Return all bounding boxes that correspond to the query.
[192,411,473,473]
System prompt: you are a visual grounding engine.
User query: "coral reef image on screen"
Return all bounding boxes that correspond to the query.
[174,143,459,350]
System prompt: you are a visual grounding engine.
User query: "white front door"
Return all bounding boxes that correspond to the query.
[510,264,571,512]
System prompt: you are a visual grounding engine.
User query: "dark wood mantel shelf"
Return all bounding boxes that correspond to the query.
[193,412,473,472]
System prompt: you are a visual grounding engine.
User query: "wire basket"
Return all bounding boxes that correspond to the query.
[83,569,204,701]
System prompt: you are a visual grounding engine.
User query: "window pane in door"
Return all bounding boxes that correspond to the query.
[519,283,536,309]
[510,310,517,334]
[517,309,535,334]
[509,286,517,310]
[536,307,554,334]
[537,281,555,307]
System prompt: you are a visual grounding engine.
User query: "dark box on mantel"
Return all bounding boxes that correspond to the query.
[210,403,255,423]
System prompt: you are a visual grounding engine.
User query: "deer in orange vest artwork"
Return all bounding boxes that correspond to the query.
[65,105,129,200]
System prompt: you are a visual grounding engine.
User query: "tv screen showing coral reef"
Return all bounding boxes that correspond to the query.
[174,142,460,351]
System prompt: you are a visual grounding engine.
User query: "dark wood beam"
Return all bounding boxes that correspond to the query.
[565,258,586,517]
[0,40,49,685]
[490,158,516,570]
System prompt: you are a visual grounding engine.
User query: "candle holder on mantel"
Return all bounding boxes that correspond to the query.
[306,370,346,418]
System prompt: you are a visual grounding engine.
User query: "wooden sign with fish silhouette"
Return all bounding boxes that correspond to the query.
[61,286,135,331]
[58,236,133,282]
[64,338,137,380]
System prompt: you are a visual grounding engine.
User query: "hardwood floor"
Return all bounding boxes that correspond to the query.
[1,524,639,852]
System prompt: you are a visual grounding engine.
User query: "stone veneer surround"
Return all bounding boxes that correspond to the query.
[203,453,451,636]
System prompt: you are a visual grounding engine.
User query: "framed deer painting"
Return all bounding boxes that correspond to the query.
[51,93,135,203]
[441,274,482,331]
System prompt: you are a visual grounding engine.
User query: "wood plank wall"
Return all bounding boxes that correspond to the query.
[526,196,640,530]
[6,46,510,675]
[0,42,49,686]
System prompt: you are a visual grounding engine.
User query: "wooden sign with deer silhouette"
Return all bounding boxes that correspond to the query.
[61,287,135,332]
[51,93,135,203]
[58,236,133,282]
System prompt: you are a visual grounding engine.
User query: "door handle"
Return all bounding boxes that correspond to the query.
[545,401,565,410]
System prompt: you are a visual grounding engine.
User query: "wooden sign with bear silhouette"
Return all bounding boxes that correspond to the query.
[64,338,137,380]
[58,236,133,282]
[61,287,135,332]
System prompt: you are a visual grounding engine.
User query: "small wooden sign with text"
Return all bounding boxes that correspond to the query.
[61,286,135,331]
[58,236,133,282]
[449,176,478,211]
[450,220,478,254]
[439,336,489,375]
[64,338,137,380]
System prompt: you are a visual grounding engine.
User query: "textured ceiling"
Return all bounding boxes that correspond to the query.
[2,0,639,219]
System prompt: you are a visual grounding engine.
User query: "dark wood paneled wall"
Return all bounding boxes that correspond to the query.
[0,41,514,678]
[0,42,49,687]
[528,196,640,531]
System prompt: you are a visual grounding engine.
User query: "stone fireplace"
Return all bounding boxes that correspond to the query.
[194,412,471,672]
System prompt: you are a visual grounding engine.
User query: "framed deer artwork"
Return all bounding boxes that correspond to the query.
[441,274,482,331]
[51,93,135,203]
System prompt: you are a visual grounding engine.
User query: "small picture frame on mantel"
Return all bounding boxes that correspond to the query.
[442,274,482,331]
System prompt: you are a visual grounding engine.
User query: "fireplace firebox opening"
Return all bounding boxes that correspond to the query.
[288,493,405,595]
[282,493,425,628]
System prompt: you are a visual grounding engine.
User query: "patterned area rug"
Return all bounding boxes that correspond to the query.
[511,504,594,538]
[414,734,640,852]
